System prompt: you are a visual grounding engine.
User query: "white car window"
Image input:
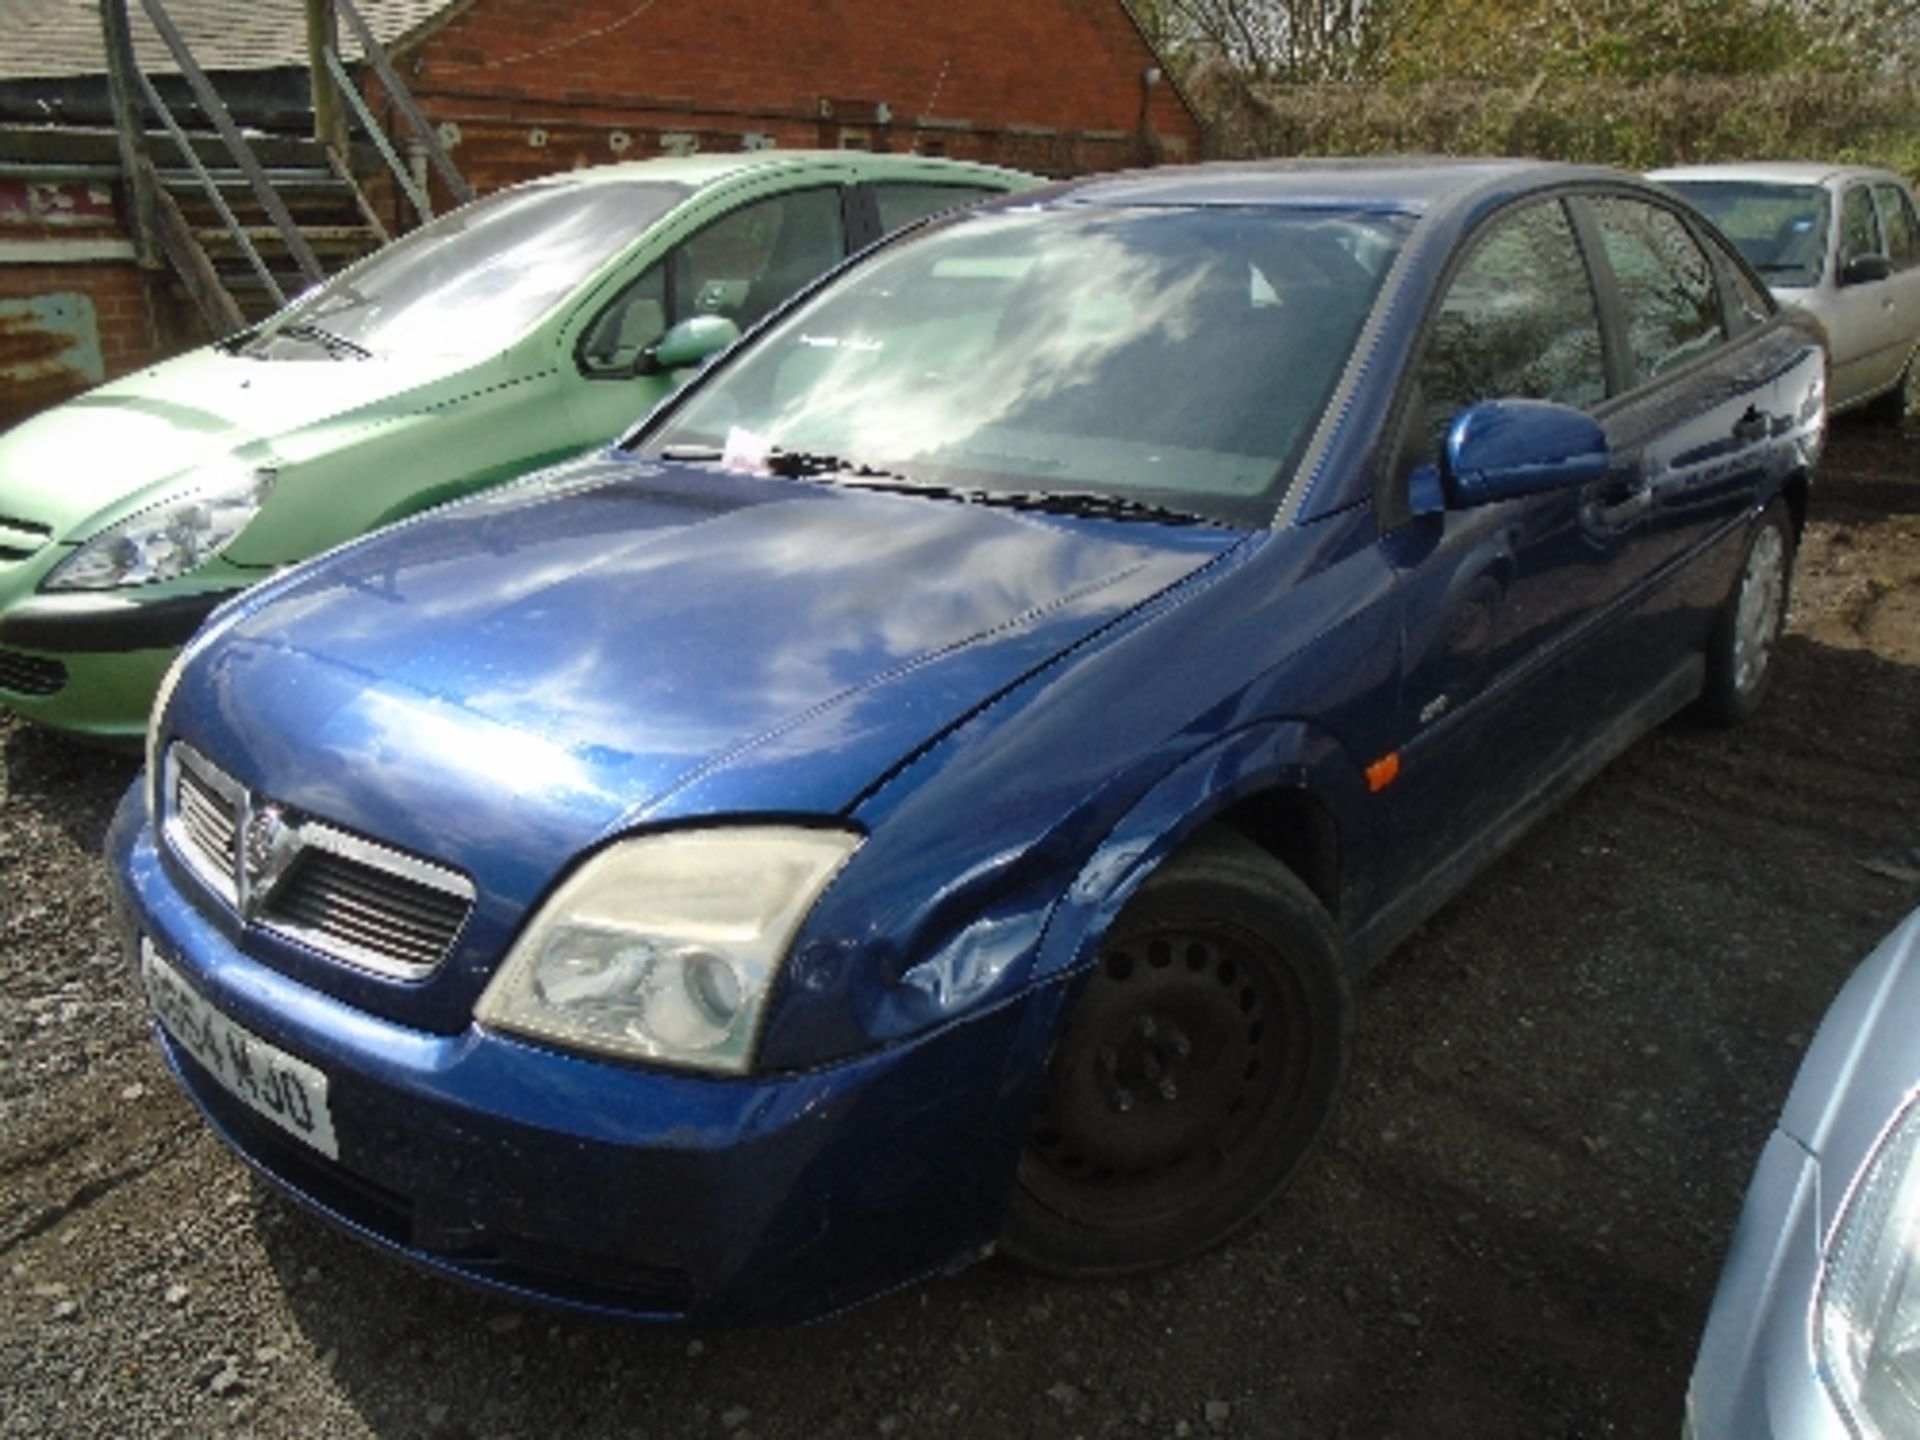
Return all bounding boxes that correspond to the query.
[1872,184,1920,270]
[1839,186,1884,273]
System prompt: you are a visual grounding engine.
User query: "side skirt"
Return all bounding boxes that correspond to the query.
[1346,653,1704,975]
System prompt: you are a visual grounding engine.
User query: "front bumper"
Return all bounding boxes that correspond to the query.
[1683,1130,1840,1438]
[108,782,1064,1324]
[1685,909,1920,1438]
[0,582,244,741]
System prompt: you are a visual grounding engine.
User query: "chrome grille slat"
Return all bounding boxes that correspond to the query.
[176,765,238,873]
[283,883,465,943]
[277,855,467,960]
[289,855,470,927]
[277,912,442,968]
[161,741,474,980]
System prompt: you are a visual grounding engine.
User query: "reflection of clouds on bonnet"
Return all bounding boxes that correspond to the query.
[226,476,1171,775]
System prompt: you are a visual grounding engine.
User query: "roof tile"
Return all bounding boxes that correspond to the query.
[0,0,457,82]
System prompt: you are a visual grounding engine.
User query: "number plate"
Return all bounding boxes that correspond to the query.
[141,939,340,1160]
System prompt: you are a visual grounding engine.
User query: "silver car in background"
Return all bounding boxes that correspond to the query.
[1652,163,1920,420]
[1685,908,1920,1438]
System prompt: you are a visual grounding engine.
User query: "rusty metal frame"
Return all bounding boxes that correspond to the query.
[132,69,287,307]
[136,0,326,286]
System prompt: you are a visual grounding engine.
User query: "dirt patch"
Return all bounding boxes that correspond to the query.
[3,419,1918,1439]
[1794,425,1920,665]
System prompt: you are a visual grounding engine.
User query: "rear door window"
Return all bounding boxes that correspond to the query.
[871,183,1001,235]
[1589,197,1725,385]
[671,187,846,333]
[1700,228,1772,334]
[1873,183,1920,269]
[1840,185,1885,271]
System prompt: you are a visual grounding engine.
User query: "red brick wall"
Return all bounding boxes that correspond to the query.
[0,257,199,433]
[375,0,1201,199]
[5,2,1201,426]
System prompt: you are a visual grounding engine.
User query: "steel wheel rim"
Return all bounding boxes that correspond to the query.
[1022,921,1313,1229]
[1732,524,1786,695]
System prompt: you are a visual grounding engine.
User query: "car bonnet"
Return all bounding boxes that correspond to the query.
[0,343,465,537]
[155,454,1239,1028]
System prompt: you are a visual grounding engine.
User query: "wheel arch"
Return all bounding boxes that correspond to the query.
[1030,721,1366,988]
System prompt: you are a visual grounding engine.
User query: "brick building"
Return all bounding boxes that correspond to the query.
[0,0,1201,430]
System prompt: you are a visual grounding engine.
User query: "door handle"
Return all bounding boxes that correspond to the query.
[1732,407,1769,444]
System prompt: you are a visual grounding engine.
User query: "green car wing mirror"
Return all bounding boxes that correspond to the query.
[640,314,741,377]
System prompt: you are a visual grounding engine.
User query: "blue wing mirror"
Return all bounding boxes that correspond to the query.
[1410,399,1610,516]
[639,314,741,377]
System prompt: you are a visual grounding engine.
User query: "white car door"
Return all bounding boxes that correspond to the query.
[1871,179,1920,392]
[1827,181,1910,407]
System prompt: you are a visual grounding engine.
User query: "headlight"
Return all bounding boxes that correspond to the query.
[1818,1090,1920,1437]
[44,464,276,590]
[474,827,861,1075]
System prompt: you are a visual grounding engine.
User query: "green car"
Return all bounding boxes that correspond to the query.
[0,150,1034,743]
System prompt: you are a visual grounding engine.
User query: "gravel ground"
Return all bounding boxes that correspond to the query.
[3,420,1918,1440]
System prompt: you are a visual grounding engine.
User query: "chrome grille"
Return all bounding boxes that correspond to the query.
[275,849,473,975]
[163,741,474,980]
[174,757,240,901]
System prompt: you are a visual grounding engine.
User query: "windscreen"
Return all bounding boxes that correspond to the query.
[239,180,690,361]
[647,204,1409,527]
[1664,180,1830,288]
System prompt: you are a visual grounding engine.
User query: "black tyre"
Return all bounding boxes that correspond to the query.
[1700,500,1795,726]
[1002,831,1350,1276]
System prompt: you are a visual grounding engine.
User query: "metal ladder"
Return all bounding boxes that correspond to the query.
[101,0,471,333]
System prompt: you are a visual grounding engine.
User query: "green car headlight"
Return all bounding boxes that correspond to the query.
[474,827,862,1075]
[1818,1090,1920,1437]
[45,464,276,591]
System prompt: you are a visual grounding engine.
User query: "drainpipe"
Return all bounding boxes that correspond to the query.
[406,138,430,226]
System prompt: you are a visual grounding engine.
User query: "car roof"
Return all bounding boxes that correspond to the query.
[1036,156,1626,216]
[518,149,1033,193]
[1649,161,1909,189]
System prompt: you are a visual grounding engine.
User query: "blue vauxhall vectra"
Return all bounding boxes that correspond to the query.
[109,159,1826,1323]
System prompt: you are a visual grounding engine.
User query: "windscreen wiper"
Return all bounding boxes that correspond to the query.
[653,446,942,493]
[655,448,1206,523]
[774,453,1216,522]
[275,322,371,360]
[764,450,923,485]
[973,489,1214,525]
[764,450,997,502]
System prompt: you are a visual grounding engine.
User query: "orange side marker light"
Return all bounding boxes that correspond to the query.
[1365,752,1401,793]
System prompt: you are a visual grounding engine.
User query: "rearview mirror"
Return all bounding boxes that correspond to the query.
[639,314,741,376]
[1841,253,1893,286]
[1433,399,1610,510]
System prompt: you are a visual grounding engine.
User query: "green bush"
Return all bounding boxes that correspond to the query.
[1199,73,1920,179]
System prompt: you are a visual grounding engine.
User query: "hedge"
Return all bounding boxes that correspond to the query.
[1199,72,1920,178]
